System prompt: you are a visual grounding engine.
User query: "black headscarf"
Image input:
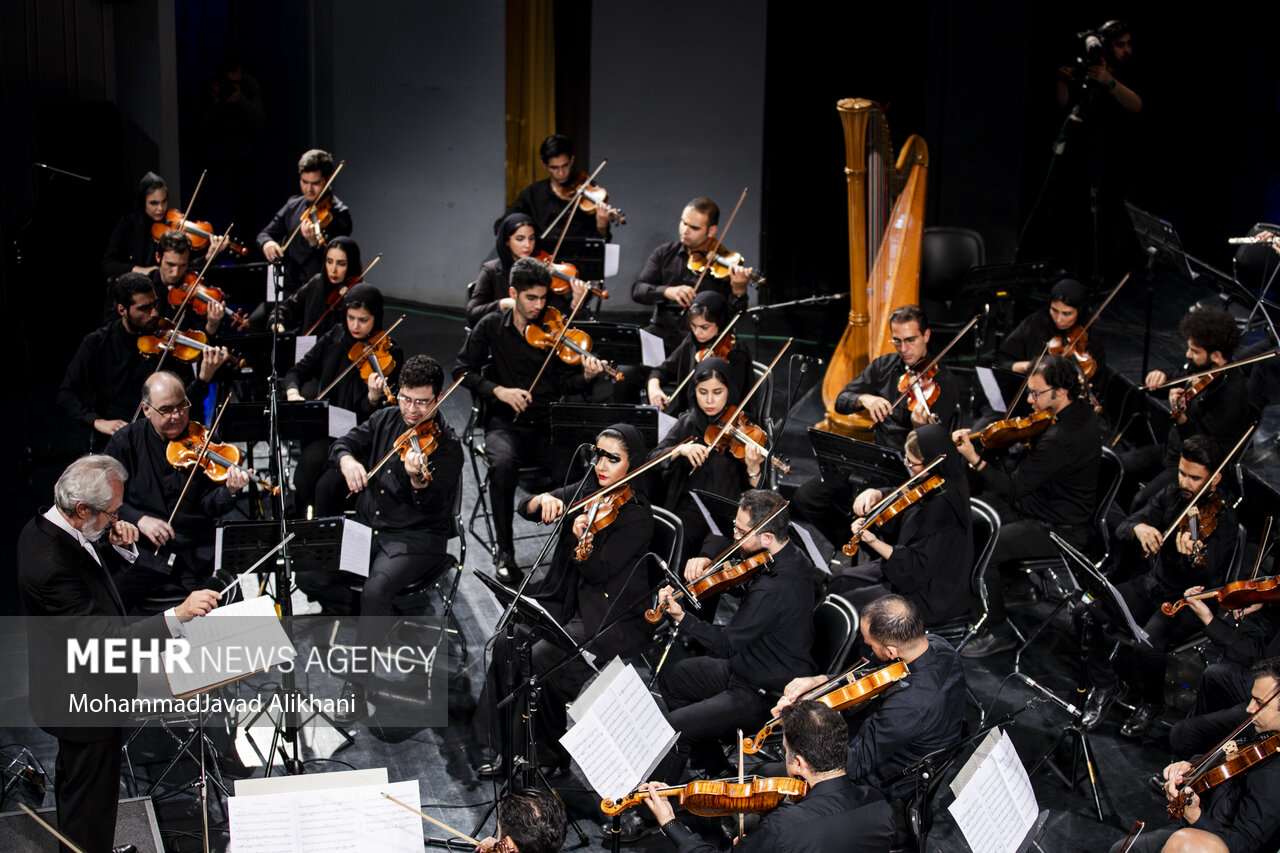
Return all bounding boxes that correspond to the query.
[495,213,536,279]
[343,282,385,332]
[604,422,648,470]
[915,423,970,527]
[689,290,730,330]
[686,356,740,430]
[1049,278,1089,312]
[325,236,363,285]
[135,171,167,211]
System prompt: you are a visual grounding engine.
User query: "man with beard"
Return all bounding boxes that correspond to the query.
[496,134,616,242]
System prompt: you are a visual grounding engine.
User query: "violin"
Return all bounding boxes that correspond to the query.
[531,250,609,301]
[565,172,626,225]
[897,365,940,416]
[1179,494,1225,568]
[844,476,945,557]
[573,484,634,560]
[348,335,397,402]
[1163,575,1280,617]
[601,776,806,817]
[524,306,625,381]
[166,422,279,494]
[645,551,773,623]
[389,418,439,483]
[1047,325,1098,379]
[304,195,334,248]
[168,273,250,330]
[703,405,792,474]
[1171,370,1219,420]
[742,660,910,753]
[962,409,1055,451]
[696,332,735,362]
[687,239,766,287]
[137,318,246,368]
[151,210,249,256]
[1168,731,1280,818]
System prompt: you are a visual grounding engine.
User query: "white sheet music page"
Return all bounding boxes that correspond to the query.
[340,519,373,577]
[228,778,422,853]
[165,595,297,699]
[638,329,666,368]
[947,728,1038,853]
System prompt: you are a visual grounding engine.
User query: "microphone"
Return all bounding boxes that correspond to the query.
[588,444,622,465]
[1015,672,1081,718]
[33,162,91,181]
[652,553,701,610]
[793,354,826,366]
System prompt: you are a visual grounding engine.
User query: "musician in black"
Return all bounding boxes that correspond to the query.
[271,235,363,335]
[496,134,615,242]
[479,787,568,853]
[299,355,463,724]
[954,354,1101,658]
[641,700,894,853]
[150,230,226,336]
[832,425,977,624]
[102,171,169,280]
[994,277,1105,384]
[1125,306,1248,511]
[1081,436,1238,736]
[467,213,582,327]
[632,198,753,353]
[647,290,753,416]
[453,257,604,581]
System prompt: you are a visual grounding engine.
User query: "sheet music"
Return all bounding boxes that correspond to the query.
[657,411,678,442]
[340,519,373,578]
[229,779,422,853]
[948,729,1038,853]
[166,596,297,698]
[296,334,318,363]
[328,404,356,439]
[975,366,1007,413]
[604,242,620,277]
[638,329,665,368]
[689,492,723,538]
[790,523,831,575]
[1096,574,1152,646]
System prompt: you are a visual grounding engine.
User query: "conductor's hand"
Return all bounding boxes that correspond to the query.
[860,394,893,424]
[340,454,369,493]
[1144,370,1168,391]
[657,585,684,622]
[175,589,221,622]
[641,781,676,826]
[108,521,139,548]
[1133,523,1164,555]
[852,488,884,517]
[683,556,711,584]
[494,386,532,415]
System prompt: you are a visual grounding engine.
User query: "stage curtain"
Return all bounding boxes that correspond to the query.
[505,0,556,206]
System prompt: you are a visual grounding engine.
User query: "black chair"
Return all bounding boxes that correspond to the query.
[651,505,684,577]
[812,594,860,675]
[749,360,779,487]
[931,499,1001,653]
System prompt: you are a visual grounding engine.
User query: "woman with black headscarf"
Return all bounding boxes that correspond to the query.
[829,424,977,624]
[995,277,1107,377]
[271,235,363,335]
[467,213,584,326]
[283,283,403,516]
[647,290,753,415]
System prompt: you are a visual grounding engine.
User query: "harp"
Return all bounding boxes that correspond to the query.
[816,98,929,439]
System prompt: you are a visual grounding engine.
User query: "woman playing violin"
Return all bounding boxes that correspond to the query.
[831,425,977,624]
[996,278,1106,377]
[474,425,653,777]
[102,171,230,282]
[467,213,588,327]
[272,235,362,335]
[283,283,403,516]
[647,291,753,415]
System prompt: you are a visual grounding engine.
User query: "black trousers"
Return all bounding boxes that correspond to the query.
[292,437,334,517]
[1170,662,1253,755]
[981,496,1091,625]
[791,475,855,551]
[482,420,563,556]
[55,733,123,853]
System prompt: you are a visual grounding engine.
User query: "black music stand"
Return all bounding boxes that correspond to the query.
[807,428,904,489]
[573,322,644,368]
[217,400,331,444]
[955,260,1054,359]
[550,236,608,281]
[690,489,740,539]
[550,402,659,450]
[974,364,1032,418]
[230,330,300,375]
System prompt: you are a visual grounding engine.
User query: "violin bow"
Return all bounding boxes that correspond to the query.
[1116,821,1144,853]
[690,187,748,296]
[280,160,345,254]
[521,297,592,410]
[379,793,490,850]
[541,157,609,243]
[1002,345,1051,420]
[566,438,696,514]
[1150,349,1279,390]
[706,338,792,453]
[160,396,235,556]
[177,168,207,234]
[1063,272,1130,357]
[887,314,980,411]
[1156,423,1255,548]
[667,313,742,404]
[1175,681,1280,802]
[362,373,468,481]
[303,252,383,336]
[315,315,405,400]
[693,499,790,583]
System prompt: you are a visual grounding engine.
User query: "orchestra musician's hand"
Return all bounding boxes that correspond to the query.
[527,492,565,525]
[858,394,893,424]
[339,454,369,493]
[909,399,934,426]
[262,240,284,263]
[175,588,221,622]
[594,203,615,237]
[107,520,139,548]
[675,442,711,469]
[494,386,532,415]
[728,265,751,296]
[1182,586,1215,625]
[852,488,884,517]
[132,264,159,275]
[1132,523,1164,556]
[663,285,696,309]
[225,465,250,495]
[207,234,229,260]
[1162,761,1203,822]
[204,300,226,337]
[1175,529,1197,557]
[198,346,231,382]
[498,296,515,312]
[137,515,176,548]
[582,355,604,381]
[569,279,590,311]
[683,556,711,584]
[285,387,305,402]
[1168,387,1189,424]
[640,781,676,826]
[367,371,386,404]
[744,442,764,480]
[647,379,671,411]
[1144,370,1168,391]
[850,517,875,543]
[404,450,430,489]
[299,213,321,247]
[952,429,981,466]
[1011,360,1032,374]
[772,675,827,716]
[94,418,128,436]
[656,585,685,622]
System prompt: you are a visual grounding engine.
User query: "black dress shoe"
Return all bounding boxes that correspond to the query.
[495,551,523,585]
[599,810,657,844]
[1081,682,1125,730]
[1005,580,1043,610]
[959,626,1017,659]
[112,846,138,853]
[1120,702,1164,738]
[332,680,368,726]
[476,755,504,778]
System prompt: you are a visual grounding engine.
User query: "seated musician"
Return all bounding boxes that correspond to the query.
[1124,306,1248,511]
[299,355,463,725]
[649,491,818,787]
[1082,436,1239,735]
[792,304,958,549]
[104,372,248,606]
[648,356,765,561]
[102,171,229,285]
[474,425,653,777]
[832,425,977,624]
[953,353,1102,658]
[467,213,584,327]
[454,257,603,581]
[479,787,568,853]
[1111,657,1280,853]
[283,283,402,518]
[775,594,966,839]
[640,700,894,853]
[58,274,227,447]
[496,134,615,242]
[150,230,225,337]
[271,235,363,335]
[632,198,753,354]
[995,277,1105,376]
[648,291,753,416]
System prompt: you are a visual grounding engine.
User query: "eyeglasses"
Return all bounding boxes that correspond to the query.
[890,335,922,348]
[147,400,191,417]
[904,457,924,470]
[396,394,437,410]
[732,524,750,538]
[90,505,119,524]
[1027,387,1059,402]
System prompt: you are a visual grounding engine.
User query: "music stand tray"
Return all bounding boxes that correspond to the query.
[1050,533,1150,646]
[1126,202,1196,282]
[218,518,344,577]
[219,400,331,444]
[550,403,659,450]
[807,428,904,487]
[229,331,300,375]
[573,321,643,367]
[474,569,581,653]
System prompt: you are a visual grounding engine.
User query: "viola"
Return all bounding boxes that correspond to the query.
[531,251,609,300]
[687,239,766,287]
[1048,325,1098,379]
[601,776,806,817]
[524,306,625,381]
[564,172,627,225]
[742,660,909,753]
[166,422,279,494]
[573,484,634,560]
[703,405,792,475]
[645,551,774,623]
[1168,731,1280,818]
[696,332,735,362]
[151,210,249,256]
[897,365,940,415]
[137,318,246,368]
[1171,370,1219,420]
[844,476,945,557]
[348,335,397,402]
[168,273,250,330]
[1163,575,1280,617]
[963,409,1055,451]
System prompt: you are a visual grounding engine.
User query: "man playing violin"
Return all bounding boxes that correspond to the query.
[1113,657,1280,853]
[150,230,226,337]
[103,372,248,607]
[298,356,463,725]
[496,134,615,242]
[641,700,894,852]
[58,274,229,447]
[453,258,604,582]
[478,787,567,853]
[1124,306,1248,512]
[1081,436,1238,736]
[632,197,754,353]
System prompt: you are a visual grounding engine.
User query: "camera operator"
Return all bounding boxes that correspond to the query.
[1057,20,1142,114]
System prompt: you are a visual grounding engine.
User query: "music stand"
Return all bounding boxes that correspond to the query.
[217,400,331,444]
[474,570,583,655]
[573,321,644,368]
[807,428,904,489]
[957,260,1054,357]
[230,331,300,376]
[550,402,659,450]
[217,518,345,578]
[974,364,1031,418]
[690,489,740,539]
[551,236,607,281]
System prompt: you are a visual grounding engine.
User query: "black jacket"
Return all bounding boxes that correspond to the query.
[255,193,353,289]
[1118,484,1238,595]
[836,352,959,452]
[632,240,749,351]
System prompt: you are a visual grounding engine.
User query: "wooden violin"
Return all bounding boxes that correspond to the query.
[151,209,249,256]
[1179,494,1225,568]
[136,319,246,368]
[1169,731,1280,818]
[531,251,609,301]
[703,405,792,475]
[897,365,940,417]
[696,332,735,362]
[565,172,626,225]
[573,484,634,560]
[742,660,910,753]
[962,409,1055,451]
[1163,575,1280,617]
[844,475,945,557]
[168,273,250,330]
[166,422,279,494]
[646,551,773,624]
[1047,325,1098,379]
[346,335,397,403]
[687,239,766,287]
[1171,370,1219,420]
[601,776,806,817]
[525,306,625,381]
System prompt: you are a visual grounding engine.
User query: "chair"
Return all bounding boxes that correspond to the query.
[463,395,554,559]
[651,506,684,578]
[750,360,778,487]
[920,227,985,296]
[931,499,1001,654]
[812,594,859,675]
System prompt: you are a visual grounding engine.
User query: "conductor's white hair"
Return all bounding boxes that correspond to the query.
[54,455,127,513]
